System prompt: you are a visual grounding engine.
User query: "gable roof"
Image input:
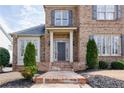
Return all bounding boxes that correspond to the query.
[0,25,12,43]
[14,24,45,36]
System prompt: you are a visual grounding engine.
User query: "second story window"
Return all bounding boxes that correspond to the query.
[92,5,121,20]
[54,10,70,26]
[97,5,116,20]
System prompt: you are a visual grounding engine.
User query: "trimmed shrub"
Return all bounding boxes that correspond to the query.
[99,61,109,69]
[0,47,10,72]
[21,42,37,80]
[111,61,124,69]
[21,66,35,80]
[86,39,99,69]
[23,42,36,67]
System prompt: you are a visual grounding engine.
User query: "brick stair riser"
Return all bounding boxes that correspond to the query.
[34,78,86,84]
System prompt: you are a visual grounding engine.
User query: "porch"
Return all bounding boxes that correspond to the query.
[47,28,77,63]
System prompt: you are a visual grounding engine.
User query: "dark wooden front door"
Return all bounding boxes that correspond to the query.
[57,42,66,61]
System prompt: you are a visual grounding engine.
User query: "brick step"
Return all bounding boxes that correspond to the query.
[50,62,73,71]
[50,66,73,71]
[51,65,72,68]
[33,71,87,84]
[34,77,86,84]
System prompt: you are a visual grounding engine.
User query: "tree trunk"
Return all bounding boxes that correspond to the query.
[0,66,3,73]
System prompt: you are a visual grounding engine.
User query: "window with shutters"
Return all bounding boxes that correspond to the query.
[54,10,70,26]
[97,5,116,20]
[93,35,121,56]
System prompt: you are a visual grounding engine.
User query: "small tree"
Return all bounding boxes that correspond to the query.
[22,42,37,79]
[0,47,10,72]
[86,39,98,69]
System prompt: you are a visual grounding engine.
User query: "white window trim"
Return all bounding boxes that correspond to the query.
[94,35,121,56]
[18,37,40,65]
[54,10,69,26]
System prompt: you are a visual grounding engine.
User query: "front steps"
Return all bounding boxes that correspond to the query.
[33,71,86,84]
[49,62,73,71]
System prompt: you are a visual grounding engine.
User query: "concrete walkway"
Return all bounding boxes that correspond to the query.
[31,84,92,88]
[0,72,23,85]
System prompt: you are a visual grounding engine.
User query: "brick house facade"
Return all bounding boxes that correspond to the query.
[11,5,124,71]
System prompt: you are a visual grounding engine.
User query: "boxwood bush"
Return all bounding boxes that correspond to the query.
[111,61,124,69]
[99,61,109,69]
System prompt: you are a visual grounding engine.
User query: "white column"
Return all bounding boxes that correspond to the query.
[70,31,73,63]
[50,31,53,62]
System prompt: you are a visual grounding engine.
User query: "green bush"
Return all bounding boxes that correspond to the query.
[86,39,99,69]
[111,61,124,69]
[24,42,36,67]
[0,47,10,72]
[21,66,36,80]
[21,42,37,79]
[99,61,109,69]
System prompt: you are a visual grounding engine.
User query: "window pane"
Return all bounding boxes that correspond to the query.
[94,35,120,56]
[21,40,24,56]
[105,36,111,55]
[102,36,106,54]
[97,5,115,20]
[111,36,120,55]
[63,20,69,26]
[97,13,105,20]
[55,11,61,26]
[55,20,61,26]
[63,11,69,19]
[54,10,69,26]
[34,41,38,56]
[97,5,105,12]
[106,13,114,20]
[94,36,102,55]
[106,5,115,12]
[55,11,61,19]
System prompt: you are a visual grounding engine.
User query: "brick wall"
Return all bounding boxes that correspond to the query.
[77,5,124,67]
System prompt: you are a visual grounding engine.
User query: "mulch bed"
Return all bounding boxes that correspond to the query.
[0,79,34,88]
[0,71,45,88]
[80,72,124,88]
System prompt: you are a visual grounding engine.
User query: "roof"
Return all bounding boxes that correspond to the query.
[0,25,12,43]
[14,24,45,36]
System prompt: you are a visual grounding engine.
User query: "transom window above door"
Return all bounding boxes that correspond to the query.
[53,10,72,26]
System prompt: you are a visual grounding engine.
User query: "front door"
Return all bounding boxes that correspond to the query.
[57,42,66,61]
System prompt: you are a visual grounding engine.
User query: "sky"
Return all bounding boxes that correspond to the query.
[0,5,45,33]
